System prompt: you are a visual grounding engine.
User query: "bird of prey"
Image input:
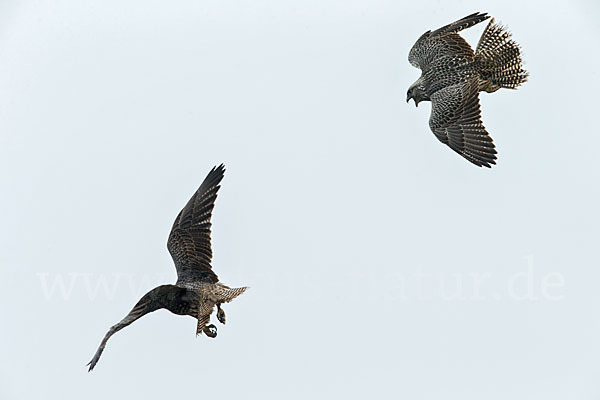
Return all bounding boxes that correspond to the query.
[87,164,247,371]
[406,12,528,167]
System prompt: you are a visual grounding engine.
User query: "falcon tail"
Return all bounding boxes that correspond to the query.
[475,18,529,92]
[219,286,248,303]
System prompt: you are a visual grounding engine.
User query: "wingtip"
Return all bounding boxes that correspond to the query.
[474,12,491,22]
[432,12,492,36]
[211,163,226,176]
[205,163,226,184]
[479,158,497,168]
[463,11,489,19]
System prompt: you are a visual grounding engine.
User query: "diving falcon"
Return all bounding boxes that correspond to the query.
[407,12,528,167]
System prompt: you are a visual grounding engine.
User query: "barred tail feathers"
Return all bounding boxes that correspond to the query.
[219,286,248,303]
[475,18,528,92]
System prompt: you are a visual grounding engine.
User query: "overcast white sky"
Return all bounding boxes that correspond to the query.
[1,0,599,399]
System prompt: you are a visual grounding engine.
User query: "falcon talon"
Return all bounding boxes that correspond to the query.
[217,305,226,324]
[204,324,218,338]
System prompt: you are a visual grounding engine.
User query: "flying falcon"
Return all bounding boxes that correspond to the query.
[88,164,247,371]
[406,12,528,167]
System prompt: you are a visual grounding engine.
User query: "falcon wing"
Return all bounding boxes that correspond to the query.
[408,12,490,69]
[428,78,497,167]
[430,12,490,37]
[87,285,184,371]
[167,164,225,285]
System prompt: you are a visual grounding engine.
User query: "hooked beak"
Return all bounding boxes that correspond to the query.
[407,98,419,107]
[406,95,418,107]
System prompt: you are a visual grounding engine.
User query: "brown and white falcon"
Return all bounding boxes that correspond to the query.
[87,164,247,371]
[407,12,528,167]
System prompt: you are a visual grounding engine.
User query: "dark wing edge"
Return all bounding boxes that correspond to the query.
[429,79,497,168]
[430,12,490,36]
[87,286,176,371]
[167,164,226,284]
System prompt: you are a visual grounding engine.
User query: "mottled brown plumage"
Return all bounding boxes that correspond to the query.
[407,12,528,167]
[87,164,247,371]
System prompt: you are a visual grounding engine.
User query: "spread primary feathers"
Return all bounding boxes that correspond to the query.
[407,12,528,167]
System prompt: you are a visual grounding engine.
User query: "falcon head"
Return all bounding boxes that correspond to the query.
[407,78,429,107]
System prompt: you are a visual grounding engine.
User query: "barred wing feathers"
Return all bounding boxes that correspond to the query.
[429,78,497,167]
[409,12,490,69]
[167,164,225,285]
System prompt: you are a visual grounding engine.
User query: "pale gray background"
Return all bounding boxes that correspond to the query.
[1,0,599,399]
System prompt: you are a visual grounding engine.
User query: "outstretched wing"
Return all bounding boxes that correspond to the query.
[167,164,225,285]
[87,285,182,371]
[429,78,497,167]
[409,12,490,69]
